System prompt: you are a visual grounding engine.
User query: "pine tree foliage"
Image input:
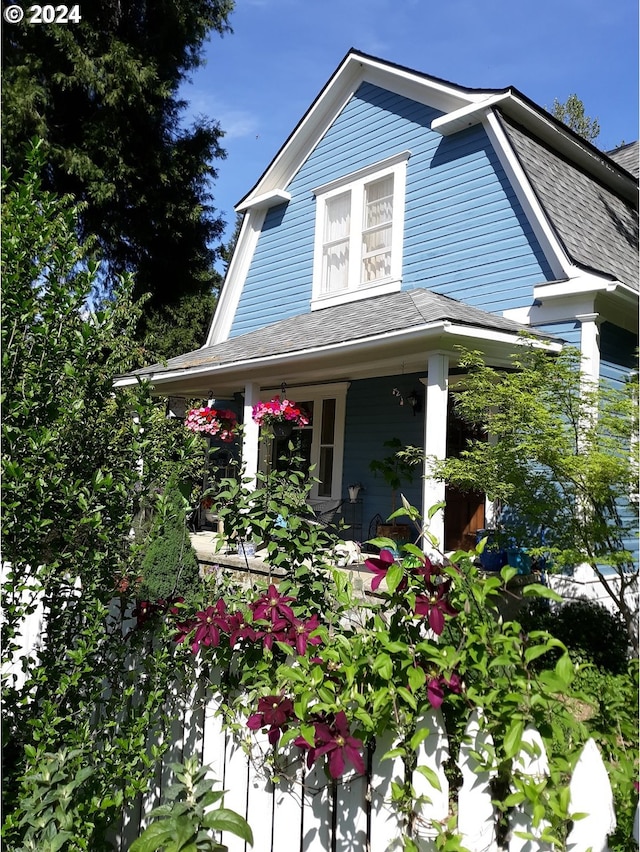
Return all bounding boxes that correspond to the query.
[2,0,234,326]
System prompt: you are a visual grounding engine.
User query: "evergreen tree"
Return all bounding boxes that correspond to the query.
[2,0,233,339]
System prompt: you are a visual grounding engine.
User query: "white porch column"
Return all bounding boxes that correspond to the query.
[241,382,261,488]
[422,352,449,554]
[577,312,600,382]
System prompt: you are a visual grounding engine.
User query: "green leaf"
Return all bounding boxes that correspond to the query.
[522,584,562,601]
[373,653,393,680]
[130,822,177,852]
[202,808,254,844]
[415,764,442,791]
[299,723,316,749]
[385,563,404,594]
[503,720,525,758]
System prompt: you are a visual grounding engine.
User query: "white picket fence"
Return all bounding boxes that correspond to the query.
[111,676,630,852]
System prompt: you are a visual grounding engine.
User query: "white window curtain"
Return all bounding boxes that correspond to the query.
[322,191,351,293]
[361,175,393,282]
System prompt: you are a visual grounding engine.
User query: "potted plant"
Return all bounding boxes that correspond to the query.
[184,405,238,442]
[369,438,415,547]
[251,396,309,438]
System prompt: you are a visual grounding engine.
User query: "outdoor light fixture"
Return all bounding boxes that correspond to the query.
[407,389,421,415]
[348,483,362,502]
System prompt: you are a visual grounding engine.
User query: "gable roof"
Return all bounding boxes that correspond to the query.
[236,49,637,214]
[500,115,639,291]
[123,288,560,395]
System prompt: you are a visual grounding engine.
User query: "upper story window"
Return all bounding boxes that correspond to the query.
[311,151,410,310]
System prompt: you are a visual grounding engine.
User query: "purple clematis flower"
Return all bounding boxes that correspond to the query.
[190,599,230,653]
[288,614,322,656]
[313,711,366,778]
[252,584,296,624]
[247,694,295,745]
[426,672,463,709]
[414,580,458,635]
[254,616,290,650]
[364,549,397,592]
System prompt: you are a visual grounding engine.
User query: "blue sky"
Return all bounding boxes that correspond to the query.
[180,0,639,250]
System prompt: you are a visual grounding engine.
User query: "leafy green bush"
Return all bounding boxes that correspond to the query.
[520,597,629,674]
[138,479,202,604]
[130,757,253,852]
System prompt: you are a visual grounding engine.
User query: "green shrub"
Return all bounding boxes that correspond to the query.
[520,597,629,674]
[138,480,202,604]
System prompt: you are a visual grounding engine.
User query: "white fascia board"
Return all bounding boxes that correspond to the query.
[115,321,558,390]
[442,323,562,352]
[483,111,571,281]
[235,189,291,213]
[205,209,266,346]
[431,93,511,135]
[533,271,637,301]
[237,53,479,210]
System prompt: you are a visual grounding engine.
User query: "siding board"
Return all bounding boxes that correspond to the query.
[230,82,553,337]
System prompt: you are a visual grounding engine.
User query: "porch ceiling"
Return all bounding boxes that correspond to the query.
[116,287,561,398]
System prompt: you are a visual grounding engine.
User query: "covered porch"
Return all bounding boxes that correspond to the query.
[118,288,560,553]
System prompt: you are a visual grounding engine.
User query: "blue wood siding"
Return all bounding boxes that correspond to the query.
[341,375,425,539]
[599,323,639,569]
[229,82,553,337]
[530,320,581,348]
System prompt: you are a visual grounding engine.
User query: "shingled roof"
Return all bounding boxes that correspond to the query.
[130,287,556,378]
[607,141,639,178]
[499,114,638,291]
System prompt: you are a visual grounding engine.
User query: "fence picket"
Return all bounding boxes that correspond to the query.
[271,749,304,852]
[412,709,449,850]
[509,726,551,852]
[247,728,275,852]
[222,725,251,852]
[369,731,405,852]
[458,711,497,852]
[566,739,616,852]
[301,757,332,852]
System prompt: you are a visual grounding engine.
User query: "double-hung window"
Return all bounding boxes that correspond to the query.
[312,151,410,310]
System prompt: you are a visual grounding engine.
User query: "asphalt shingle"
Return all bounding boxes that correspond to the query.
[500,115,638,291]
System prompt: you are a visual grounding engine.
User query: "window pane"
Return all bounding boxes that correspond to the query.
[363,251,391,282]
[325,192,350,240]
[318,447,334,496]
[364,176,393,228]
[322,192,351,293]
[362,176,393,283]
[322,242,349,292]
[321,398,336,444]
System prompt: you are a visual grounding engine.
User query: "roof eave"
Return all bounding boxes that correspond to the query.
[114,321,561,396]
[432,92,638,203]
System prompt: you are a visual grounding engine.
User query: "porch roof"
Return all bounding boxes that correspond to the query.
[118,287,561,396]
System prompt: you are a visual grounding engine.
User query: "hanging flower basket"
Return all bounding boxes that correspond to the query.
[251,396,309,436]
[184,406,238,442]
[271,420,295,438]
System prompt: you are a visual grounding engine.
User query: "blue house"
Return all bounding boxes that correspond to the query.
[123,50,639,552]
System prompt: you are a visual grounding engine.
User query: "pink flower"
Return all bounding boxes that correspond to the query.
[364,549,397,592]
[251,396,309,428]
[184,406,238,441]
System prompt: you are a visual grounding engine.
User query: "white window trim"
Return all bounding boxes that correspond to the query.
[257,382,349,501]
[311,151,410,311]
